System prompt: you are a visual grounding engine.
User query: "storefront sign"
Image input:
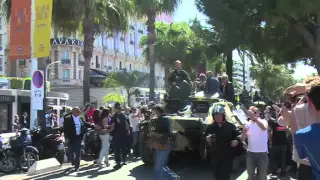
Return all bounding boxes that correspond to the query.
[47,98,57,105]
[0,95,15,102]
[50,38,84,47]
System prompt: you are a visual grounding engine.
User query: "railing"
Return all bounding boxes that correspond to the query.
[61,59,71,64]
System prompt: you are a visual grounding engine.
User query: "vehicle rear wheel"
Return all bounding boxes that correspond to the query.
[0,157,17,173]
[139,132,154,165]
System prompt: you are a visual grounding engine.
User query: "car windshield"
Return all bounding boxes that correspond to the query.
[0,78,9,83]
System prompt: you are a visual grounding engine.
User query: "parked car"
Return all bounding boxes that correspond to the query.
[0,78,11,89]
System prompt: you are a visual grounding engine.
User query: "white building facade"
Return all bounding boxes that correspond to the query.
[232,52,254,93]
[12,18,166,89]
[0,8,8,76]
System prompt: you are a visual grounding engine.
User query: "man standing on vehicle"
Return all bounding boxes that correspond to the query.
[64,107,95,172]
[205,105,241,180]
[220,75,235,103]
[205,71,221,95]
[168,60,191,86]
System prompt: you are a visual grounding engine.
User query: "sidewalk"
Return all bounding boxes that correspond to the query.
[2,160,91,180]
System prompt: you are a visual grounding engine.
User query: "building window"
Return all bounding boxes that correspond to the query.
[79,70,81,80]
[0,104,8,131]
[119,61,122,69]
[62,69,71,80]
[60,50,70,59]
[0,34,2,44]
[129,64,132,71]
[0,57,2,65]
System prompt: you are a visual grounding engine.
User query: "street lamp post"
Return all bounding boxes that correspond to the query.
[45,61,59,82]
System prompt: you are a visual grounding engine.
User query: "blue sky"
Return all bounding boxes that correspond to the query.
[172,0,317,79]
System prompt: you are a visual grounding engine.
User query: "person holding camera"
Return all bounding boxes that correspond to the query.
[294,81,320,180]
[277,80,318,180]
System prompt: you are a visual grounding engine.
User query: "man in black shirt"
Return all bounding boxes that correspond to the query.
[205,105,241,180]
[112,102,130,169]
[267,111,288,178]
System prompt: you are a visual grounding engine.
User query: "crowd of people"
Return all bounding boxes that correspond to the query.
[11,59,320,180]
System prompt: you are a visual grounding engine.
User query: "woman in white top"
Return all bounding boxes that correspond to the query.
[96,108,115,167]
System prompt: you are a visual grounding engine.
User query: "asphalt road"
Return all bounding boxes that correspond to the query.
[3,155,297,180]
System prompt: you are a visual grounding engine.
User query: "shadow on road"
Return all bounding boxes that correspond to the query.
[129,164,153,180]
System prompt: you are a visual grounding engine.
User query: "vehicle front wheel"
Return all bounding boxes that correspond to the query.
[20,152,39,171]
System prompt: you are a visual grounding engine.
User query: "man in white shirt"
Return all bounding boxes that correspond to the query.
[129,106,140,155]
[241,106,269,180]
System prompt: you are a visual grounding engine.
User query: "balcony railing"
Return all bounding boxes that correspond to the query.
[61,59,71,64]
[79,60,85,66]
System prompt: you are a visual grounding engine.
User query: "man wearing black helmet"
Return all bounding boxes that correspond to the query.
[205,105,241,180]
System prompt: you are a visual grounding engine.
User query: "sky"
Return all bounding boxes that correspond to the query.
[173,0,317,80]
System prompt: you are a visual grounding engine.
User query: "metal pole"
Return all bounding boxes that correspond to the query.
[45,61,59,82]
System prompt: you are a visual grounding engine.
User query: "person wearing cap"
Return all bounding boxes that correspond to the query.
[111,102,130,169]
[168,60,191,86]
[204,104,241,180]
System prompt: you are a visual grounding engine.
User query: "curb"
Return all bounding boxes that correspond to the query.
[5,161,91,180]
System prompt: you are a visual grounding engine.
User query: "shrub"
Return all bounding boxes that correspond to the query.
[24,77,31,90]
[23,77,50,91]
[7,77,25,89]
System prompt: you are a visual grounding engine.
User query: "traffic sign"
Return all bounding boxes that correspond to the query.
[31,70,44,110]
[32,70,44,88]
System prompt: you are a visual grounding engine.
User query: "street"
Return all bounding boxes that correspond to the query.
[2,155,297,180]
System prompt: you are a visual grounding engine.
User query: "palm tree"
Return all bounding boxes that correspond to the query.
[1,0,133,105]
[140,22,197,90]
[104,70,147,106]
[133,0,181,101]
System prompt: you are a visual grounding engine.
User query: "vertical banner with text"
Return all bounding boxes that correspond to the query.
[9,0,31,60]
[33,0,53,58]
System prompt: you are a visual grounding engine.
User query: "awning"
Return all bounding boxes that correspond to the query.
[47,105,63,110]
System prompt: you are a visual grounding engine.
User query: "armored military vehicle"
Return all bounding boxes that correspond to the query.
[139,82,248,167]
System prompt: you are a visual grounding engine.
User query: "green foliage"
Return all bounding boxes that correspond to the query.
[196,0,320,73]
[250,60,296,100]
[104,71,147,105]
[7,77,24,89]
[23,77,50,91]
[103,93,126,104]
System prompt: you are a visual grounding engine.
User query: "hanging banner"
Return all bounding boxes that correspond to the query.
[9,0,31,60]
[33,0,53,58]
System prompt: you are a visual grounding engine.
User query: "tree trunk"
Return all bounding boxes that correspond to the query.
[83,19,94,105]
[314,51,320,74]
[147,9,156,102]
[226,51,233,82]
[164,66,170,92]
